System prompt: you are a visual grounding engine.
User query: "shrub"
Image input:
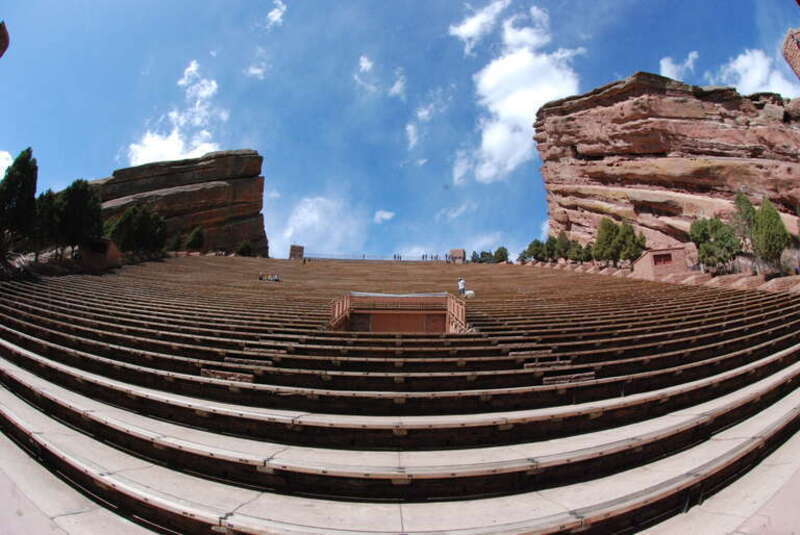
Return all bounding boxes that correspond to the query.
[493,246,509,263]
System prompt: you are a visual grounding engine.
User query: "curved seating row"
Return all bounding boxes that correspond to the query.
[2,256,800,533]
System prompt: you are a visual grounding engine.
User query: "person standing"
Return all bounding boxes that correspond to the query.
[457,277,466,296]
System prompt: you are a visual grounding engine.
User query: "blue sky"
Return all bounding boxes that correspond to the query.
[2,1,800,258]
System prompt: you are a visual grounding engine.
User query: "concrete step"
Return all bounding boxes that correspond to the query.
[2,366,799,533]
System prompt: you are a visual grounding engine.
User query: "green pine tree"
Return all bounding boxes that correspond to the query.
[594,218,620,265]
[752,198,790,272]
[493,246,509,263]
[555,231,570,259]
[732,193,755,252]
[237,240,254,257]
[0,147,38,249]
[690,217,740,273]
[33,189,60,261]
[186,226,205,251]
[59,179,102,255]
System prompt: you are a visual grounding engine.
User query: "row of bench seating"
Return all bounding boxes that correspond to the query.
[2,256,800,533]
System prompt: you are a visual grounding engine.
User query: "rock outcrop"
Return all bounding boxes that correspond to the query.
[0,21,8,59]
[534,72,800,249]
[92,150,268,255]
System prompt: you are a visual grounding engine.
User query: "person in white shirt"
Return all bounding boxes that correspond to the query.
[457,277,466,296]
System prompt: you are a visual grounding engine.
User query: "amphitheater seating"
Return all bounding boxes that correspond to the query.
[2,256,800,533]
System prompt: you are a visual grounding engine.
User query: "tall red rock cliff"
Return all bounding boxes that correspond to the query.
[92,150,268,255]
[534,72,800,249]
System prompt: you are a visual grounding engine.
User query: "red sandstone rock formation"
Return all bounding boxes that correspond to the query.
[0,21,9,59]
[92,150,268,255]
[534,72,800,250]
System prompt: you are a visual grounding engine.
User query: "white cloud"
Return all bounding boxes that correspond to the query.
[268,190,281,200]
[452,6,582,184]
[244,47,269,80]
[266,0,287,29]
[354,56,379,93]
[436,200,478,222]
[388,68,406,98]
[449,0,511,55]
[0,150,12,178]
[416,158,428,167]
[538,218,550,241]
[452,150,471,186]
[659,51,699,81]
[405,122,418,149]
[245,63,267,80]
[373,209,395,224]
[501,8,551,50]
[359,55,374,73]
[129,60,229,165]
[706,49,800,98]
[467,231,503,253]
[273,197,368,258]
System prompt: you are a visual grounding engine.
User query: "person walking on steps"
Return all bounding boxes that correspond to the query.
[457,277,466,296]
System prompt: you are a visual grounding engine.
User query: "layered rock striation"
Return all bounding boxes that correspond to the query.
[92,150,268,255]
[534,72,800,249]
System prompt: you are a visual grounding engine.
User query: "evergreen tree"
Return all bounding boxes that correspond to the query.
[33,189,60,261]
[168,233,182,252]
[109,206,140,252]
[525,239,544,262]
[555,231,570,259]
[567,240,582,262]
[618,227,646,263]
[186,226,205,251]
[479,250,494,263]
[493,246,509,263]
[752,198,790,272]
[544,236,557,261]
[0,147,38,246]
[594,218,620,265]
[732,193,755,252]
[60,179,102,253]
[581,243,594,263]
[470,250,479,263]
[236,240,254,257]
[690,217,740,273]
